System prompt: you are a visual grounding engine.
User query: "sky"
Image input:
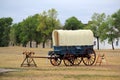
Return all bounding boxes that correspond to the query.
[0,0,120,24]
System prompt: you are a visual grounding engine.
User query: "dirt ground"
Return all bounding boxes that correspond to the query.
[0,46,120,80]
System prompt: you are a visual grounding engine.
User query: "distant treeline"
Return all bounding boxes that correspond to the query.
[0,8,120,50]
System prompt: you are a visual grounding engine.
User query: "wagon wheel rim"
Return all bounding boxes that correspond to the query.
[83,49,96,66]
[50,54,61,66]
[74,57,83,66]
[63,54,74,66]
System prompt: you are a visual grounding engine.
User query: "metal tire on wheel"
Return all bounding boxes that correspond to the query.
[83,49,96,66]
[50,53,61,66]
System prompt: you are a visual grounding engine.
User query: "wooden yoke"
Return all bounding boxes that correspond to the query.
[21,51,37,67]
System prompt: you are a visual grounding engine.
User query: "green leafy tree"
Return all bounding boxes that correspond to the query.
[112,9,120,38]
[10,23,17,46]
[19,21,28,47]
[16,23,23,45]
[64,16,84,30]
[32,14,42,47]
[0,17,13,46]
[48,8,61,47]
[10,23,22,46]
[100,16,117,50]
[99,9,120,50]
[86,13,106,50]
[20,15,39,47]
[37,9,61,48]
[37,11,50,48]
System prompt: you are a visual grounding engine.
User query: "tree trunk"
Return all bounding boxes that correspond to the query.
[96,37,99,50]
[12,44,14,46]
[111,40,114,50]
[42,41,46,48]
[30,41,32,48]
[22,44,26,47]
[36,42,38,48]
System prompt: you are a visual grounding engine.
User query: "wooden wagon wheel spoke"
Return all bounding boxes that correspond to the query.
[51,58,61,65]
[74,57,82,65]
[63,53,74,66]
[83,49,96,66]
[63,59,73,66]
[50,54,61,66]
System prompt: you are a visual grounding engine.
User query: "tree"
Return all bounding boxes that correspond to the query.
[37,8,61,48]
[0,17,13,46]
[16,23,23,45]
[100,15,117,50]
[20,14,42,47]
[37,11,50,48]
[48,8,61,47]
[20,15,39,47]
[99,9,120,50]
[10,23,23,46]
[10,23,17,46]
[32,14,42,47]
[10,9,61,48]
[86,13,106,50]
[64,16,84,30]
[112,9,120,38]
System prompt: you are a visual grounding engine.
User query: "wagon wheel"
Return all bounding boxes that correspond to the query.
[50,54,61,66]
[83,49,96,66]
[63,54,74,66]
[74,57,83,65]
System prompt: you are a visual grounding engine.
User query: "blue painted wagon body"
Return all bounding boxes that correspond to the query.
[48,30,96,66]
[53,46,93,55]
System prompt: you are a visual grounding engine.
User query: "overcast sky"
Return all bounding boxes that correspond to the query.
[0,0,120,24]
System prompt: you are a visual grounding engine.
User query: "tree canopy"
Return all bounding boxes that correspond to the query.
[112,9,120,38]
[0,17,13,46]
[85,13,106,50]
[37,8,61,48]
[9,8,61,48]
[99,15,117,50]
[64,16,84,30]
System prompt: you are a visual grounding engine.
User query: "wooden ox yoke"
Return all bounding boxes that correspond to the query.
[21,51,37,67]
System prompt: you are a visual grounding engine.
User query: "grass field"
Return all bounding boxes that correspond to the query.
[0,46,120,80]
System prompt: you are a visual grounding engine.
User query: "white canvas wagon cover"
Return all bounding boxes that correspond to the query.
[52,30,94,46]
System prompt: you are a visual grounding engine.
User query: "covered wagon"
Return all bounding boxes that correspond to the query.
[48,30,96,66]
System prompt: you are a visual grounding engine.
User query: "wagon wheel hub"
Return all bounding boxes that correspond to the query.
[50,53,62,66]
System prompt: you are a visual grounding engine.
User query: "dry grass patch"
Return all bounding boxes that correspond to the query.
[0,47,120,80]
